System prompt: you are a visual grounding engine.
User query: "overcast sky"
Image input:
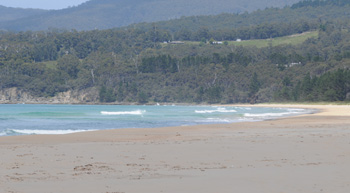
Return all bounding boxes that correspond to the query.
[0,0,89,10]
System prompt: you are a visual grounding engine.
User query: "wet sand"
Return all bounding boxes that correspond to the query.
[1,104,350,193]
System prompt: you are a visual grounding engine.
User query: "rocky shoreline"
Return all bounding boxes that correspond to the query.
[0,87,100,104]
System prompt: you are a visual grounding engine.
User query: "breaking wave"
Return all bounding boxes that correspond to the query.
[101,110,145,115]
[11,129,95,135]
[195,108,237,114]
[244,111,300,118]
[196,118,232,123]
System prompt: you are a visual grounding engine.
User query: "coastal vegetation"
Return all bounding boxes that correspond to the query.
[0,0,350,104]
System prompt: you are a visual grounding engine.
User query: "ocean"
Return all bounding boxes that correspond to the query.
[0,104,313,136]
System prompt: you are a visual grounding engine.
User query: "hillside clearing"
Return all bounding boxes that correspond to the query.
[170,31,319,48]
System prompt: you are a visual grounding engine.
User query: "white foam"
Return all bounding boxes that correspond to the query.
[195,108,237,114]
[101,110,145,115]
[197,117,257,123]
[235,107,252,110]
[195,110,215,113]
[12,129,94,135]
[244,112,296,117]
[287,108,305,112]
[1,129,19,136]
[196,118,231,123]
[206,118,231,123]
[243,107,308,118]
[237,117,256,121]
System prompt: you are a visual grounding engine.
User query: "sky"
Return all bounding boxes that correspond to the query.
[0,0,89,10]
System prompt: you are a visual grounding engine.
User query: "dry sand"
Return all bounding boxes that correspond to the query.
[1,104,350,193]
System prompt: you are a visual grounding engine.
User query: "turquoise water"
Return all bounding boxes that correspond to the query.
[0,104,312,136]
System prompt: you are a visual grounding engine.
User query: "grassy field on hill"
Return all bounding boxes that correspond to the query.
[230,31,318,48]
[179,31,318,48]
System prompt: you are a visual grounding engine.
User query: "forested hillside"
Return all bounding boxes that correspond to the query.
[130,1,350,41]
[0,0,300,31]
[0,0,350,104]
[0,6,46,23]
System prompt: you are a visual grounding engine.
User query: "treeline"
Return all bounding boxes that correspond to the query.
[139,52,253,73]
[0,28,159,97]
[0,0,300,31]
[173,20,318,41]
[0,28,168,63]
[130,0,350,41]
[276,69,350,102]
[136,25,350,103]
[1,23,350,103]
[1,0,349,65]
[291,0,350,9]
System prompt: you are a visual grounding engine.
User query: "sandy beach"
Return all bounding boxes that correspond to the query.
[1,104,350,193]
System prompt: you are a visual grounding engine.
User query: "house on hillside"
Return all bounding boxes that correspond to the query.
[213,41,223,44]
[285,62,302,68]
[289,62,302,67]
[169,41,185,44]
[277,62,302,68]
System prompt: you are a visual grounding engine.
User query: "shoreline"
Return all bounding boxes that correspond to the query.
[0,103,317,139]
[1,104,350,193]
[0,104,344,143]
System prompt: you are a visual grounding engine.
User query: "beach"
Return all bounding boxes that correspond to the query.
[1,104,350,193]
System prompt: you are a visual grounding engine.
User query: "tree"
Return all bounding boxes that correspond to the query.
[57,54,80,79]
[195,27,210,41]
[206,86,222,104]
[248,72,260,101]
[209,38,215,44]
[99,86,116,103]
[138,91,148,104]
